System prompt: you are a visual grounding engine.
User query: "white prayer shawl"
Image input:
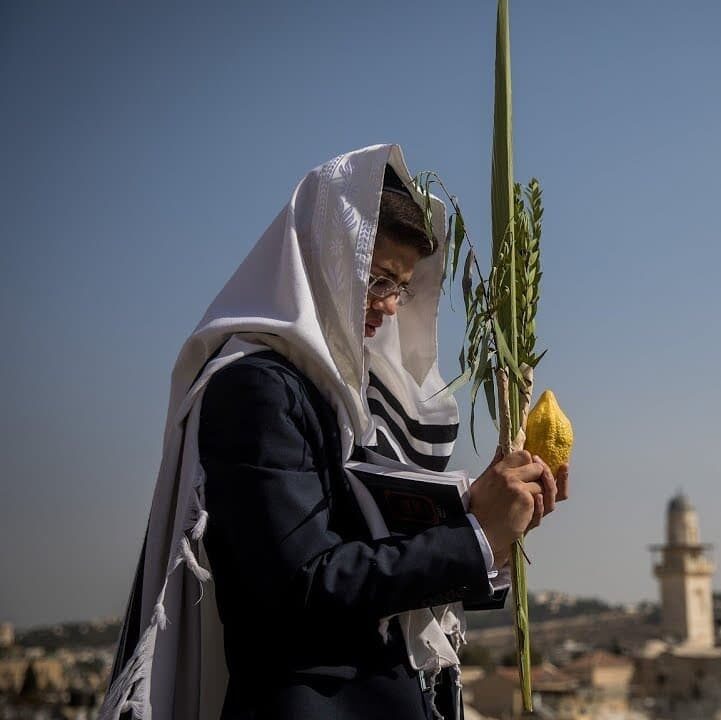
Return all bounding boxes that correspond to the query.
[100,144,465,720]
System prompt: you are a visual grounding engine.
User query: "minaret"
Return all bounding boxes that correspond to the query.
[651,493,715,647]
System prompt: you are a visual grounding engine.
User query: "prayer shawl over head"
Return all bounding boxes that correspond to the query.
[101,144,465,720]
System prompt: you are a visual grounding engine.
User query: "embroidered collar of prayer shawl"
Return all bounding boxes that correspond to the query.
[101,144,465,720]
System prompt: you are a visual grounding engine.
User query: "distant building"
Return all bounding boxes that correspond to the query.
[466,662,580,719]
[563,650,635,718]
[0,656,67,695]
[636,493,721,719]
[651,493,715,647]
[0,622,15,648]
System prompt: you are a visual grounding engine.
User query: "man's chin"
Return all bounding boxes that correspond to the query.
[364,324,377,338]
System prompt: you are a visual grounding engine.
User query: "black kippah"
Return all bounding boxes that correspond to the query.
[383,165,412,198]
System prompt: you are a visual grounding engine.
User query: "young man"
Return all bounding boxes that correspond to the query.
[102,145,568,720]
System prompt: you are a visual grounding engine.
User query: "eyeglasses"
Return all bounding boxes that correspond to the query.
[367,273,415,306]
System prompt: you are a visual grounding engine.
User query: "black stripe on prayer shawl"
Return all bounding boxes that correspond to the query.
[374,427,404,463]
[350,436,403,465]
[369,399,451,472]
[368,372,459,444]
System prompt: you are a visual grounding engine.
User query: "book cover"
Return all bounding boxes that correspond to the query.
[346,461,469,535]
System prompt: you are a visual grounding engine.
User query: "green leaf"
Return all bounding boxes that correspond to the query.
[469,369,485,454]
[423,187,434,246]
[441,215,453,287]
[479,326,490,367]
[466,311,483,351]
[527,348,548,368]
[491,5,515,267]
[472,337,492,431]
[483,375,498,430]
[492,318,524,382]
[452,213,465,281]
[448,368,473,395]
[462,248,475,317]
[430,367,472,399]
[469,329,491,383]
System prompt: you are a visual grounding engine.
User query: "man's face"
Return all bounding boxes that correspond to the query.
[364,233,422,338]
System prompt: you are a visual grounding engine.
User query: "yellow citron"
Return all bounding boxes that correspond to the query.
[524,389,573,475]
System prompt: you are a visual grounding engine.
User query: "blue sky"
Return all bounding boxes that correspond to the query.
[2,0,721,627]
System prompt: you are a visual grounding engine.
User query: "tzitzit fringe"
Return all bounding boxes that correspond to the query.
[99,485,211,720]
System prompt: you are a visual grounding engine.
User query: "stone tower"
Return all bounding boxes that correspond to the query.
[652,493,715,647]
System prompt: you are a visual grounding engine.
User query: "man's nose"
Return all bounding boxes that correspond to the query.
[371,294,400,316]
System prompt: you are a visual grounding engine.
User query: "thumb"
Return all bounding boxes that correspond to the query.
[485,446,503,471]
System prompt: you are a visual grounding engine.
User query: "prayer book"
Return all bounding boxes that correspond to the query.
[345,458,470,535]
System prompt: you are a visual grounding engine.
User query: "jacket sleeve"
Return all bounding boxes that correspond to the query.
[199,361,502,623]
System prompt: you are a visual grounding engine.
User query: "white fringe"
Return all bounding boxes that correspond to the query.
[449,627,465,654]
[427,668,443,720]
[151,602,168,631]
[422,641,444,720]
[180,536,212,583]
[450,664,463,720]
[99,623,157,719]
[187,485,209,540]
[191,509,208,540]
[100,497,213,720]
[122,697,146,719]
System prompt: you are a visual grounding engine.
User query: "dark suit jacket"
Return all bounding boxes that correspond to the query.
[198,351,506,720]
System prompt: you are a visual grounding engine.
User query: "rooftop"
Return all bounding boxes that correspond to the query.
[495,663,578,692]
[563,650,633,672]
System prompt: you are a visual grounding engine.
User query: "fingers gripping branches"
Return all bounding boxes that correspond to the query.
[413,172,545,453]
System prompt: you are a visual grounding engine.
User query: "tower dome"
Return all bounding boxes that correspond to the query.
[667,492,699,546]
[669,493,692,513]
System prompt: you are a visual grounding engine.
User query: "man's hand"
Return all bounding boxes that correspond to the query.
[469,449,569,567]
[525,459,569,533]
